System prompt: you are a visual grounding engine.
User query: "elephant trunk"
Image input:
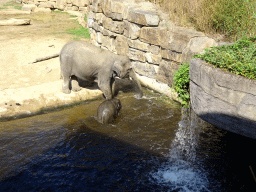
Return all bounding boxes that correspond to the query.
[129,69,143,98]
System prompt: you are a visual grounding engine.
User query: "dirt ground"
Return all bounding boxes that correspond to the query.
[0,3,103,119]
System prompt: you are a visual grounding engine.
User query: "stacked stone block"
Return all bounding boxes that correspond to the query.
[21,0,89,12]
[87,0,217,87]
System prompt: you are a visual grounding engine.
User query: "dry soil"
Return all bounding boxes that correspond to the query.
[0,3,102,119]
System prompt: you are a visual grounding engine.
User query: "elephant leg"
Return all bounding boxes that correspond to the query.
[71,76,82,92]
[98,77,113,100]
[62,75,71,94]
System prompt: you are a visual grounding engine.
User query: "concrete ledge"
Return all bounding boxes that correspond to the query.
[190,58,256,139]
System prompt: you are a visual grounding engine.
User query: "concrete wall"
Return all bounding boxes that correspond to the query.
[190,58,256,139]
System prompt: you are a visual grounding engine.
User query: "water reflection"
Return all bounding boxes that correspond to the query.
[0,93,255,191]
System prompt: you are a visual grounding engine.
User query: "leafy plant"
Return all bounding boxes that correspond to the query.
[195,36,256,79]
[172,62,190,107]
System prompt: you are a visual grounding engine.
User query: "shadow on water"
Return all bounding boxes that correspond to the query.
[0,92,256,191]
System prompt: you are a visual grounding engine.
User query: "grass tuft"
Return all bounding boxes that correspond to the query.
[0,1,22,10]
[66,26,91,40]
[148,0,256,40]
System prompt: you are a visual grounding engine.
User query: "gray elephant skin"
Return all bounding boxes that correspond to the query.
[60,41,143,100]
[97,98,122,124]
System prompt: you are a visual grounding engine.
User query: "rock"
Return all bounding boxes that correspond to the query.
[149,45,160,55]
[34,7,52,13]
[101,35,116,52]
[156,60,180,87]
[127,9,159,26]
[0,18,31,26]
[71,0,90,7]
[145,52,162,65]
[127,39,150,52]
[102,16,124,34]
[56,0,67,10]
[123,20,141,40]
[128,48,146,62]
[115,35,129,56]
[90,0,103,13]
[22,4,36,12]
[182,36,218,62]
[139,27,167,46]
[102,0,125,21]
[96,32,103,44]
[79,7,88,13]
[161,49,183,63]
[125,2,159,26]
[161,28,205,52]
[95,12,105,25]
[131,61,158,79]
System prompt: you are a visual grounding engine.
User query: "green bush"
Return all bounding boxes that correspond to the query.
[173,62,190,107]
[195,36,256,79]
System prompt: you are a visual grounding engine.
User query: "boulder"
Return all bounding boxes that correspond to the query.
[102,0,125,21]
[131,61,158,79]
[182,36,218,62]
[127,39,150,52]
[123,20,141,40]
[139,27,167,46]
[125,2,159,26]
[161,49,183,63]
[90,0,103,13]
[101,35,116,52]
[56,0,67,10]
[115,35,129,56]
[161,28,205,52]
[149,45,160,55]
[145,52,162,65]
[22,4,36,12]
[156,60,180,87]
[128,48,146,62]
[71,0,90,7]
[102,16,124,34]
[34,7,52,13]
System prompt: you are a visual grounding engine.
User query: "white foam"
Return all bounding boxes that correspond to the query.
[151,160,210,192]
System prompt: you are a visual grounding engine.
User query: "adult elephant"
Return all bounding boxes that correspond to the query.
[60,41,143,100]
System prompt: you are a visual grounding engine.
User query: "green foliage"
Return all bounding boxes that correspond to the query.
[211,0,256,39]
[84,14,87,22]
[173,63,190,107]
[66,26,91,40]
[195,37,256,79]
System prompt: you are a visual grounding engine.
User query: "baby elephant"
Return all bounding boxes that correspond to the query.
[97,98,122,124]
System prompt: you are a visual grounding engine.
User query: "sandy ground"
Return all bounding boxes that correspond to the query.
[0,3,103,119]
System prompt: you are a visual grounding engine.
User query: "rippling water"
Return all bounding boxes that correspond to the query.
[0,93,255,191]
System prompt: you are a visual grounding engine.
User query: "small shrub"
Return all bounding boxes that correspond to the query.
[194,36,256,79]
[173,62,190,107]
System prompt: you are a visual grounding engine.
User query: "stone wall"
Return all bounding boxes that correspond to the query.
[190,58,256,139]
[87,0,217,88]
[21,0,217,99]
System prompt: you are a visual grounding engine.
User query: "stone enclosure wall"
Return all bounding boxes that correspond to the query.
[190,58,256,139]
[21,0,217,95]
